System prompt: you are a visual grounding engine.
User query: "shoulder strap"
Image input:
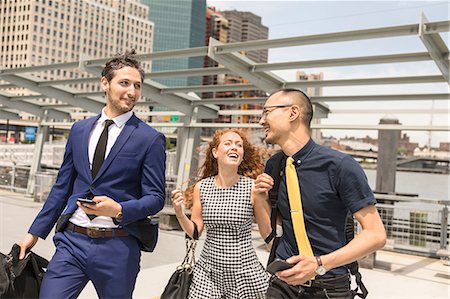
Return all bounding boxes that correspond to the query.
[264,151,285,245]
[264,152,286,265]
[346,212,368,299]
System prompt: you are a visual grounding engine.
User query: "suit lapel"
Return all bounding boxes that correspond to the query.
[82,115,101,181]
[92,115,139,183]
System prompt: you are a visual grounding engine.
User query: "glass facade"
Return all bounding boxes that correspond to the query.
[141,0,206,87]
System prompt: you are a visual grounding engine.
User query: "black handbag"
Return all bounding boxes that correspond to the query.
[160,223,198,299]
[0,244,49,299]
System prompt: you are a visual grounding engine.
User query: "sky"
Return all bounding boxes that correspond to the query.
[207,0,449,147]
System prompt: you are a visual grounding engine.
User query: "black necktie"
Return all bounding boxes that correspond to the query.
[91,119,114,179]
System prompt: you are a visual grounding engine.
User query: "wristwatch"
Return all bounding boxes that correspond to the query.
[113,211,123,225]
[315,256,327,276]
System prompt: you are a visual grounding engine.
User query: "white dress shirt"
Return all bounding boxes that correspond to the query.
[69,108,133,228]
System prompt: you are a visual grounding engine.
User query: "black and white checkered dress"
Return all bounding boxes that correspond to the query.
[188,175,269,299]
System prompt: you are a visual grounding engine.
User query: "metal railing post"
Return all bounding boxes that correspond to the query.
[440,204,449,249]
[11,163,15,191]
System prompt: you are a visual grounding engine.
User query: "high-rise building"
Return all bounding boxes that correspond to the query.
[297,71,324,142]
[141,0,206,87]
[204,8,269,127]
[297,71,324,97]
[204,7,229,88]
[220,10,268,63]
[0,0,154,120]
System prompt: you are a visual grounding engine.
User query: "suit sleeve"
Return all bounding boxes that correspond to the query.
[120,132,166,224]
[28,127,78,239]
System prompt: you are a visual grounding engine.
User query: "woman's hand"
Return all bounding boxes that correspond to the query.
[171,189,184,214]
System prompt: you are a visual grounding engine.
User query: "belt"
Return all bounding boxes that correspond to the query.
[303,273,350,289]
[66,222,129,238]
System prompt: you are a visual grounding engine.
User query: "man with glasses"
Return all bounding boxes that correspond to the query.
[253,88,386,298]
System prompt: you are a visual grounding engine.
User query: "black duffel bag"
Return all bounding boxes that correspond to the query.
[0,244,48,299]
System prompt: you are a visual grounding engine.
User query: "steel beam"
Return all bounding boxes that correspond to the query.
[153,122,450,131]
[38,77,99,86]
[83,47,208,68]
[1,73,104,112]
[40,121,450,132]
[161,83,256,94]
[315,93,450,102]
[0,93,70,120]
[254,52,432,71]
[10,95,49,100]
[208,38,283,93]
[419,14,450,83]
[213,20,450,53]
[148,67,229,78]
[286,75,446,88]
[331,108,449,114]
[194,97,266,105]
[0,62,79,75]
[0,109,20,119]
[313,124,450,131]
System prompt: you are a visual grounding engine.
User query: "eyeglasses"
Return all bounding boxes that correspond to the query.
[261,104,293,120]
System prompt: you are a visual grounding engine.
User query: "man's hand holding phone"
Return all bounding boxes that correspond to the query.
[266,258,294,275]
[77,198,96,206]
[77,196,122,218]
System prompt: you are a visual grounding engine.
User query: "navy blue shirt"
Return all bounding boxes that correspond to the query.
[265,138,376,276]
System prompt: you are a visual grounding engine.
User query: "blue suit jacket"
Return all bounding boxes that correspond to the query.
[28,113,166,240]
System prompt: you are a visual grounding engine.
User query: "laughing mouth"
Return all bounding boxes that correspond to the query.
[228,153,239,159]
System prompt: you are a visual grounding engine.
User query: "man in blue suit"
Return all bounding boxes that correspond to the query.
[18,50,166,298]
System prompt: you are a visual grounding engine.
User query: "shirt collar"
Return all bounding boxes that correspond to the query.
[291,138,316,165]
[98,108,133,128]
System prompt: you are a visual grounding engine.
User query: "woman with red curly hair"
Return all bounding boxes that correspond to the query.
[171,128,269,299]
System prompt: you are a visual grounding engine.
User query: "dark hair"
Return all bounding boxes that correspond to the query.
[269,88,313,128]
[101,49,145,82]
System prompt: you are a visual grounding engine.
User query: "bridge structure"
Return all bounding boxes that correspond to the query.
[0,14,448,194]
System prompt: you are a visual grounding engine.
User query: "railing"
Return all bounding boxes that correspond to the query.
[1,158,448,258]
[0,150,179,201]
[375,194,449,257]
[0,163,30,192]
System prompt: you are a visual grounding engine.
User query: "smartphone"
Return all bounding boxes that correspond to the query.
[77,198,96,205]
[266,259,294,274]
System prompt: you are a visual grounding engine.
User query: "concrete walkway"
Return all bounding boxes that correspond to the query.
[0,189,448,299]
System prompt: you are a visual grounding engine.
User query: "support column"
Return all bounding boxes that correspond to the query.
[160,109,200,230]
[376,117,401,194]
[176,112,201,189]
[26,112,49,196]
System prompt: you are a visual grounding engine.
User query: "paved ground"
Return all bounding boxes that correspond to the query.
[0,189,449,299]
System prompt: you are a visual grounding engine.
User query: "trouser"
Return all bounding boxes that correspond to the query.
[266,273,354,299]
[39,227,141,299]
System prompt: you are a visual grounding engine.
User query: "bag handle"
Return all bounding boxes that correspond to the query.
[178,222,198,273]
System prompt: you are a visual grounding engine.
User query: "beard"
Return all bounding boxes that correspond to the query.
[107,94,135,115]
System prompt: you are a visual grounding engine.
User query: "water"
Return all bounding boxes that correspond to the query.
[364,169,449,200]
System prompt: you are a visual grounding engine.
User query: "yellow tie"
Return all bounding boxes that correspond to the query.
[285,157,314,257]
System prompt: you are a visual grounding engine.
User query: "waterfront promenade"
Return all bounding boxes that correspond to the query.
[0,189,448,299]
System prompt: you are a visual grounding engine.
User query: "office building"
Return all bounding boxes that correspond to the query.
[220,10,268,63]
[297,71,324,142]
[204,8,269,126]
[0,0,154,121]
[141,0,206,87]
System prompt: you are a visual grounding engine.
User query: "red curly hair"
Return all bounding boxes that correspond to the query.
[184,128,264,207]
